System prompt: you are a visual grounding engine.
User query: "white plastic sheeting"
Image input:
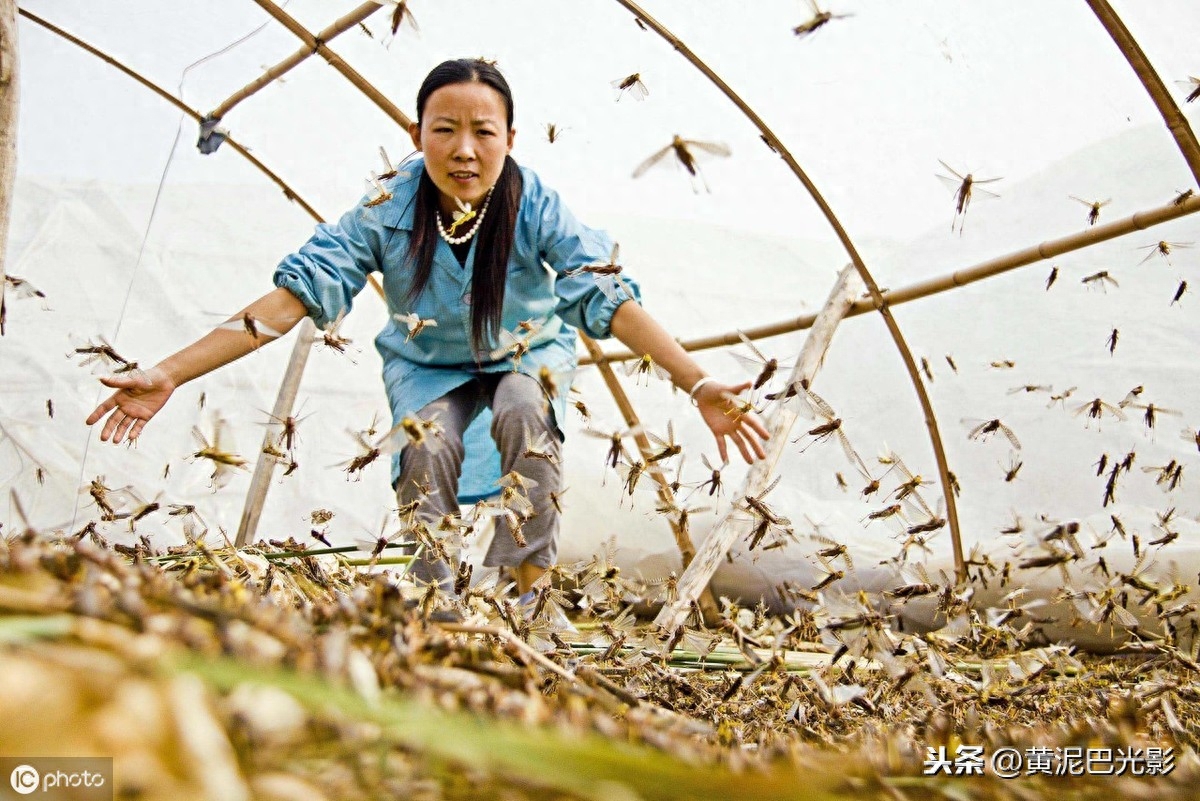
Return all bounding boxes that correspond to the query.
[5,1,1200,648]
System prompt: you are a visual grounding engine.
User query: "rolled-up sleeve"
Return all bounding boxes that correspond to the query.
[534,179,641,340]
[273,200,382,330]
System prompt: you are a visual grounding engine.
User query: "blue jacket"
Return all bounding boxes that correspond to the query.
[273,157,641,500]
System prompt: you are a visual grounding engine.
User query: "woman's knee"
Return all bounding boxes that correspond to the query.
[399,432,465,479]
[490,376,554,438]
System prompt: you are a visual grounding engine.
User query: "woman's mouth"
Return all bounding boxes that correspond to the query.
[450,171,477,183]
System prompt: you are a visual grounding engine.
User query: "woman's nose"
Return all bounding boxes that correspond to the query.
[451,135,475,160]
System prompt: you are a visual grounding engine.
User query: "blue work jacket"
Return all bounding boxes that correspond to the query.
[273,157,641,500]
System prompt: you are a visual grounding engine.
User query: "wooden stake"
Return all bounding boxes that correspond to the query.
[235,318,316,547]
[577,332,722,623]
[654,266,861,637]
[0,0,18,335]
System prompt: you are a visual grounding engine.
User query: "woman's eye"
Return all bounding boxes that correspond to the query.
[477,130,495,137]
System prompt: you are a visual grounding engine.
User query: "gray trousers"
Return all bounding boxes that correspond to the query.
[396,372,562,589]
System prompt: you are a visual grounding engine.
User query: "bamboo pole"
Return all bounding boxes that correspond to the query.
[655,266,862,637]
[248,0,412,129]
[18,10,322,228]
[0,0,17,336]
[577,332,722,622]
[584,194,1200,364]
[209,2,384,123]
[613,0,966,583]
[1084,0,1200,185]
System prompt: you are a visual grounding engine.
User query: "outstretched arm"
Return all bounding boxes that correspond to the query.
[608,300,769,464]
[85,287,309,444]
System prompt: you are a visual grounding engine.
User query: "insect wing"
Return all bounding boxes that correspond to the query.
[736,330,769,363]
[489,328,523,361]
[684,139,732,159]
[935,160,965,183]
[632,144,674,178]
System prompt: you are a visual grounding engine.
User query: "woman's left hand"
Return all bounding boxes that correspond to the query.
[693,380,770,464]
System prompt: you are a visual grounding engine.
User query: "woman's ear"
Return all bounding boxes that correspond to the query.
[409,122,422,151]
[506,127,516,153]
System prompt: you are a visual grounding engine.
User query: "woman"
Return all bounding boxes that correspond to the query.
[86,59,769,596]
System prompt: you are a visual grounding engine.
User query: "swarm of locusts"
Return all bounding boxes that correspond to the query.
[4,454,1200,801]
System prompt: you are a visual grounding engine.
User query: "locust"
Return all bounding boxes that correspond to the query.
[338,430,385,481]
[561,244,628,303]
[314,309,359,362]
[375,146,404,181]
[645,421,681,464]
[386,1,418,34]
[1070,196,1111,227]
[792,389,868,474]
[536,365,560,401]
[611,72,648,101]
[733,331,789,391]
[625,353,670,386]
[1177,76,1200,104]
[937,160,1001,234]
[792,0,852,38]
[691,453,726,497]
[1138,240,1192,267]
[490,326,538,369]
[394,312,437,343]
[69,336,130,372]
[738,476,794,550]
[1081,270,1118,291]
[1073,397,1126,427]
[1125,402,1181,431]
[582,425,639,470]
[521,431,558,464]
[219,312,284,342]
[190,418,250,488]
[965,418,1022,449]
[259,404,312,458]
[1171,280,1188,305]
[655,498,710,540]
[632,135,732,193]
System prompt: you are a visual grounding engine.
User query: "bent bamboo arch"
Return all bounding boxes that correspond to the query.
[10,2,1200,605]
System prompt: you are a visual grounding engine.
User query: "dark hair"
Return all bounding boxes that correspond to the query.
[406,58,523,358]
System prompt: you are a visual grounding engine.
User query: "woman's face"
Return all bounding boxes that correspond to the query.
[410,81,515,215]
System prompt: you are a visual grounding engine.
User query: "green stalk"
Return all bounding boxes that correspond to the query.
[182,655,851,801]
[151,542,413,564]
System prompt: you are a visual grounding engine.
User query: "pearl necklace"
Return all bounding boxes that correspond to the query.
[437,188,493,246]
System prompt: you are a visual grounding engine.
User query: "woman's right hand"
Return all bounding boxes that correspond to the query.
[86,366,177,444]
